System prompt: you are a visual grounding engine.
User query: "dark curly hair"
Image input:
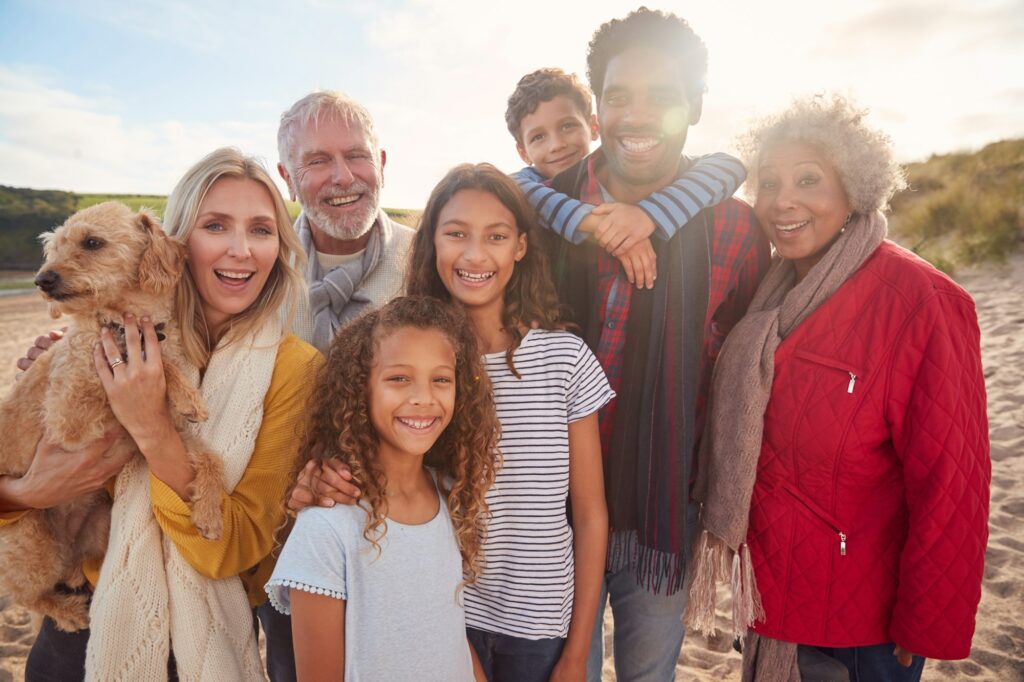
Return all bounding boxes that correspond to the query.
[587,6,708,104]
[295,295,500,584]
[505,68,594,145]
[405,163,564,377]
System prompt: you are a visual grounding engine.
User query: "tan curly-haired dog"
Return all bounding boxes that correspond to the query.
[0,202,224,632]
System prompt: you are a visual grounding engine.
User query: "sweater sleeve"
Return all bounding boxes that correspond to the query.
[512,167,592,245]
[149,335,323,582]
[638,153,747,241]
[886,291,990,660]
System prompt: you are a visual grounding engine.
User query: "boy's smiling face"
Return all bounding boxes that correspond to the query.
[516,95,599,179]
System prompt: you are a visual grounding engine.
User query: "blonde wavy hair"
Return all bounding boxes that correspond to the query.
[739,94,908,214]
[162,147,306,368]
[295,296,500,584]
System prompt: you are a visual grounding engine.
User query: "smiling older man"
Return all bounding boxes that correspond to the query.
[256,91,414,682]
[277,90,414,352]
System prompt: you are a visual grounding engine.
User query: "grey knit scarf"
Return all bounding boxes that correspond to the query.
[686,211,888,682]
[297,212,386,350]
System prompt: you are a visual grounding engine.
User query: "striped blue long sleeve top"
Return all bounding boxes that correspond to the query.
[512,152,747,243]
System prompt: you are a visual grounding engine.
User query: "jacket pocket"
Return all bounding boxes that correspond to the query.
[780,481,848,557]
[793,348,863,395]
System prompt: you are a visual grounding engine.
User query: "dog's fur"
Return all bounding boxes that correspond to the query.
[0,202,225,631]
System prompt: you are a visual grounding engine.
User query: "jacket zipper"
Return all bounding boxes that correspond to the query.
[792,348,861,396]
[780,482,848,557]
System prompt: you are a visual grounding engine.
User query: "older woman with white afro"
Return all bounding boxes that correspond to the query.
[686,94,990,682]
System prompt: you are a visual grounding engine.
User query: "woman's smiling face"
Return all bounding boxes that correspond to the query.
[186,176,280,338]
[754,141,852,282]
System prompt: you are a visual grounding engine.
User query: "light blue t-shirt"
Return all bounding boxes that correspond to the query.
[266,473,474,681]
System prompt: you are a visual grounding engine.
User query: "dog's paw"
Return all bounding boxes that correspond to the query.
[187,403,208,423]
[64,568,87,590]
[167,379,208,424]
[192,503,225,540]
[171,394,208,423]
[191,497,223,541]
[51,592,91,632]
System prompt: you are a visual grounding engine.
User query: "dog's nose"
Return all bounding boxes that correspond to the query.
[34,270,61,292]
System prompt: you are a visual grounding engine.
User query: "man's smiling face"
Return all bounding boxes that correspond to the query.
[286,115,384,243]
[597,46,699,199]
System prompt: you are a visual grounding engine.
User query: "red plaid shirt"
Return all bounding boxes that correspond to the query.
[580,153,770,453]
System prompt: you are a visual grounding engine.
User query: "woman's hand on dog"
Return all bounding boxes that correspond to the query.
[0,430,125,511]
[14,328,66,376]
[94,313,175,447]
[94,314,197,499]
[287,459,361,514]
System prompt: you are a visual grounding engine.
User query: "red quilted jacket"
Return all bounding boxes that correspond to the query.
[746,241,990,659]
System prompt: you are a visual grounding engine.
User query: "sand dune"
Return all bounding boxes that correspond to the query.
[0,254,1021,679]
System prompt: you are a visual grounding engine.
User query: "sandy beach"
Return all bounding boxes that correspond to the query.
[1,255,1021,680]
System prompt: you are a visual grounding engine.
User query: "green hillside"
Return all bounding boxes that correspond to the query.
[888,138,1024,273]
[0,186,419,271]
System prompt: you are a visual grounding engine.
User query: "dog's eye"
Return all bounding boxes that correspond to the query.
[82,237,105,251]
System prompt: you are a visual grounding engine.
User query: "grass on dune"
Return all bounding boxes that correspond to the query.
[888,139,1024,273]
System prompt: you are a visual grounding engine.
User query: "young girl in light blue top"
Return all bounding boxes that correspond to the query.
[267,296,499,682]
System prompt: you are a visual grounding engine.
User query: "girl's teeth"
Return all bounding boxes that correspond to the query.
[398,417,435,430]
[457,269,494,282]
[216,270,253,280]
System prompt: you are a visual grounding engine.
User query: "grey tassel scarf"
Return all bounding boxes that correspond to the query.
[297,212,387,350]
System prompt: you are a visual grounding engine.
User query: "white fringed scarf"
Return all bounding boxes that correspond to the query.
[84,319,282,681]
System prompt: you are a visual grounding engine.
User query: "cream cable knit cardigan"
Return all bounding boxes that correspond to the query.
[84,320,281,681]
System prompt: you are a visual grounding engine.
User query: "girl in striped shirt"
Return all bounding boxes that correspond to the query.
[406,163,614,682]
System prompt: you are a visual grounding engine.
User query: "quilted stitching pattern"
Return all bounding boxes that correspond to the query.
[747,242,990,659]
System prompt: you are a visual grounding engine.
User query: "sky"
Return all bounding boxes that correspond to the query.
[1,0,1022,210]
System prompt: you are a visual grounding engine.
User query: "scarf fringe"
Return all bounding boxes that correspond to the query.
[684,532,764,639]
[608,530,687,596]
[731,542,765,639]
[683,530,729,635]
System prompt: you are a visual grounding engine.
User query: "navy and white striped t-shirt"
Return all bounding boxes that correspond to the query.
[464,329,614,639]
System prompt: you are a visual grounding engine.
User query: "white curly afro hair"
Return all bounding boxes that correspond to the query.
[739,94,907,214]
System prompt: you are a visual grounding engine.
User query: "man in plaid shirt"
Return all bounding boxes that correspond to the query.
[538,8,771,681]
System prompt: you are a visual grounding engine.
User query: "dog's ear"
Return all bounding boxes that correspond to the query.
[136,210,184,295]
[38,230,56,257]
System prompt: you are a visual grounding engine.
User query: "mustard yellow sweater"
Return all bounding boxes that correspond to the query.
[0,334,323,608]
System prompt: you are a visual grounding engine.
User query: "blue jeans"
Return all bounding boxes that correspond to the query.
[467,626,565,682]
[256,601,297,682]
[585,565,689,682]
[812,643,925,682]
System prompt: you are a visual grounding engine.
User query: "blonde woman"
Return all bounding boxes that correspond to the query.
[0,148,321,680]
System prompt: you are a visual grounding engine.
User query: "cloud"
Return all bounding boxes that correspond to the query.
[1,0,1021,207]
[47,0,222,51]
[812,0,1024,57]
[0,66,280,194]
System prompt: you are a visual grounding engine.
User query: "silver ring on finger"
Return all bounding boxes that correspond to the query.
[108,357,125,370]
